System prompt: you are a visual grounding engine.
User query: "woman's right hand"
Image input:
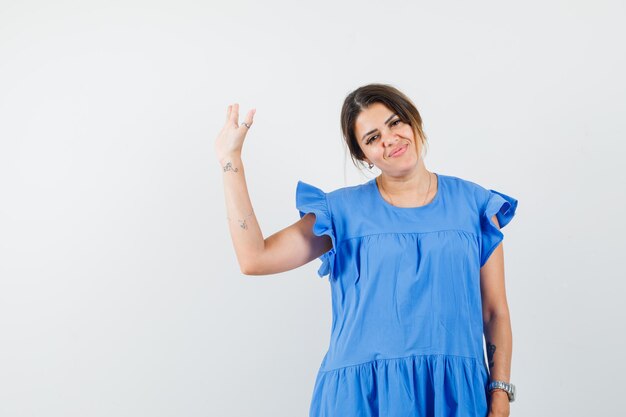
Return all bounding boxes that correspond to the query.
[215,103,256,163]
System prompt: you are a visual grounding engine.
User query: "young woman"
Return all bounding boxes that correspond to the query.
[215,84,518,417]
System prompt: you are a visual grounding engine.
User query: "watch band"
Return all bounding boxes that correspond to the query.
[488,380,516,402]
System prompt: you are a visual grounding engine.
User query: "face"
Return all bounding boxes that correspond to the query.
[354,102,421,173]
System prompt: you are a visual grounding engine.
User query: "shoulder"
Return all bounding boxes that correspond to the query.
[439,173,490,210]
[297,180,370,215]
[325,181,370,209]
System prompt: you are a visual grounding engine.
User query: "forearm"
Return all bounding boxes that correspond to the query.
[483,312,512,383]
[483,312,512,412]
[220,153,264,273]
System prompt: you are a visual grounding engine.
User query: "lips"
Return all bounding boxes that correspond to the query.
[388,144,408,157]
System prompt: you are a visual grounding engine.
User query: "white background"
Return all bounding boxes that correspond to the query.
[1,0,624,416]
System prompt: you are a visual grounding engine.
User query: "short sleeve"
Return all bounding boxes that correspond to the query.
[479,189,518,267]
[295,180,337,278]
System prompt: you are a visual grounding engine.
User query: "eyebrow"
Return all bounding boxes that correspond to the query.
[361,114,398,142]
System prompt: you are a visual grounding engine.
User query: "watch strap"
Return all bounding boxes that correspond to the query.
[488,380,516,402]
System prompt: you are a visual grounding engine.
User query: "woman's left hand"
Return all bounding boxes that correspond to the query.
[488,390,510,417]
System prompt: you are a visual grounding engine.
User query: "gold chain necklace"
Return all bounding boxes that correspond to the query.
[378,172,432,207]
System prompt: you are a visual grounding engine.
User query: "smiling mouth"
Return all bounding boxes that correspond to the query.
[389,144,408,157]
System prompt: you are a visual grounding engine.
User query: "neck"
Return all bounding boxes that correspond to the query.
[379,167,432,193]
[377,168,436,207]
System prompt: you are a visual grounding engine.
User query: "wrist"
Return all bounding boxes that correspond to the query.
[489,390,510,415]
[218,153,242,166]
[488,380,515,402]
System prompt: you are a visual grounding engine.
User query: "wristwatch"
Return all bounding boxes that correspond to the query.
[488,380,516,402]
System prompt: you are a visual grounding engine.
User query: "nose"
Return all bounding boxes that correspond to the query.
[381,130,400,147]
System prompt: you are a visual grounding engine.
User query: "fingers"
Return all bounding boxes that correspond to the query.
[231,103,239,126]
[225,103,238,126]
[243,108,256,128]
[226,103,255,129]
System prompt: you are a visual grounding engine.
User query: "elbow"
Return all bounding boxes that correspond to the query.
[240,263,256,276]
[239,246,266,276]
[482,307,510,326]
[240,260,262,276]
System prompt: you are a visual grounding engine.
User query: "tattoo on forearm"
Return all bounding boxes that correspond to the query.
[487,341,496,368]
[222,161,239,172]
[226,210,255,230]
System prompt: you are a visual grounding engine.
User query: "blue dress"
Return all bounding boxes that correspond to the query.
[295,173,518,417]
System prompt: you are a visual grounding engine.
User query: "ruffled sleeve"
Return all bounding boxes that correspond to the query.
[296,180,337,278]
[479,189,518,267]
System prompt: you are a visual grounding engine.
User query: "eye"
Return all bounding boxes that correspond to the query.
[365,120,402,145]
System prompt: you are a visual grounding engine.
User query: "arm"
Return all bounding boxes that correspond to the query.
[247,211,333,276]
[219,152,264,274]
[480,214,512,416]
[221,154,332,275]
[216,104,332,276]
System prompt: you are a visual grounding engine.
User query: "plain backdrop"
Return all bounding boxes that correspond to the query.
[1,0,625,416]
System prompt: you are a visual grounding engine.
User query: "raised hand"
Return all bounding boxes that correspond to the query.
[214,103,256,164]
